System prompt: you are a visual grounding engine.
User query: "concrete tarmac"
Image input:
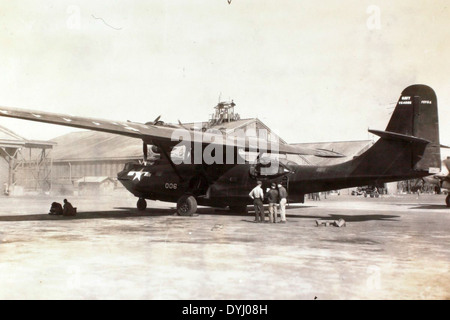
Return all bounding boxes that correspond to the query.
[0,192,449,300]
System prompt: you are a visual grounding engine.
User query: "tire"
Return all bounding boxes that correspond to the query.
[446,195,450,208]
[137,198,147,211]
[177,195,197,216]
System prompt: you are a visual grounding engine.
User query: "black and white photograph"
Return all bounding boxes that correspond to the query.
[0,1,449,302]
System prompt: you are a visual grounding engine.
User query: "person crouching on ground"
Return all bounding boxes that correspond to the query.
[63,199,77,216]
[49,202,63,215]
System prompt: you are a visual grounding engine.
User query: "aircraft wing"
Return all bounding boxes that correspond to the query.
[0,105,344,158]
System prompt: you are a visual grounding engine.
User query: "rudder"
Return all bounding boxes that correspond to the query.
[385,84,441,172]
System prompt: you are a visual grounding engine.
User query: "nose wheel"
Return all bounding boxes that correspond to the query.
[137,198,147,211]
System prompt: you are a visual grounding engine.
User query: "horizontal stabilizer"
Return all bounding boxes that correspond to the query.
[368,129,431,145]
[314,148,345,158]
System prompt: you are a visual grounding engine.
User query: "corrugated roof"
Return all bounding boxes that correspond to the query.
[181,118,254,131]
[0,124,28,140]
[76,176,114,183]
[0,124,55,149]
[182,118,287,144]
[51,131,142,161]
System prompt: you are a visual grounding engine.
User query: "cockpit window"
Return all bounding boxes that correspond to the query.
[249,156,291,178]
[171,145,187,159]
[123,162,136,171]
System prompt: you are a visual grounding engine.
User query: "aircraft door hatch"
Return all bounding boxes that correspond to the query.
[281,175,289,191]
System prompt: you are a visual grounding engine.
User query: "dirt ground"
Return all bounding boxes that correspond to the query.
[0,191,448,300]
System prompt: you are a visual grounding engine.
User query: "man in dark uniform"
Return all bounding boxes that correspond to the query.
[266,183,279,223]
[249,181,264,222]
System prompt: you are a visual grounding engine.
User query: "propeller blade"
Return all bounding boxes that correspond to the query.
[178,119,190,131]
[443,158,450,171]
[143,142,148,161]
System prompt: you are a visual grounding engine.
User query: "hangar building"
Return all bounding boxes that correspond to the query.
[0,125,55,195]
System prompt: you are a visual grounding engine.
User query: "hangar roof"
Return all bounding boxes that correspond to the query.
[76,176,115,183]
[180,118,287,144]
[51,130,142,161]
[0,125,55,149]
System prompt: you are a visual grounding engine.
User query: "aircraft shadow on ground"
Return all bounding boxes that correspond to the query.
[0,206,242,222]
[0,209,174,222]
[210,207,400,222]
[0,207,399,222]
[410,204,449,210]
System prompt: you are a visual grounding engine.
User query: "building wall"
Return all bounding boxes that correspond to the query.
[79,180,115,196]
[52,159,138,183]
[0,156,9,193]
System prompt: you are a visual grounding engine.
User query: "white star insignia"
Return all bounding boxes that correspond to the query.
[133,169,144,181]
[127,169,151,181]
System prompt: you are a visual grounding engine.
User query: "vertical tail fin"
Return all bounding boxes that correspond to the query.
[369,84,441,173]
[387,84,440,171]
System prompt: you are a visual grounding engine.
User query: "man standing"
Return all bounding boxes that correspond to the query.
[249,181,265,223]
[267,183,279,223]
[277,183,288,223]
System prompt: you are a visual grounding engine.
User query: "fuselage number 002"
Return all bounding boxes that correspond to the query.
[165,183,177,189]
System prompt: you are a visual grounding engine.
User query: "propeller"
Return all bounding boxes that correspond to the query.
[145,115,163,126]
[178,119,190,131]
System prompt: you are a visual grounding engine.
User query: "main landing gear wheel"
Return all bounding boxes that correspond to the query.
[137,198,147,211]
[446,195,450,207]
[177,195,197,216]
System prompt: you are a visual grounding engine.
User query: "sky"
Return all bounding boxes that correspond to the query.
[1,0,450,158]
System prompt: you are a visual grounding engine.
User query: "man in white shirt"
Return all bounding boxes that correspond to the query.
[277,183,288,223]
[249,181,265,222]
